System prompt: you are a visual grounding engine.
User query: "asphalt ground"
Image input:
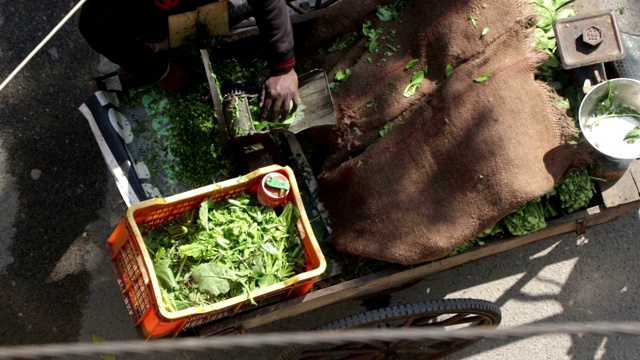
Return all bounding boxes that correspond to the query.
[1,0,640,359]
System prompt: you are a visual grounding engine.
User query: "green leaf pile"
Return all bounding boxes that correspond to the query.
[555,169,596,214]
[142,193,305,312]
[501,199,548,236]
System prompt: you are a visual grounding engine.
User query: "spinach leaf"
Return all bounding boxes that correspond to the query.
[191,262,236,296]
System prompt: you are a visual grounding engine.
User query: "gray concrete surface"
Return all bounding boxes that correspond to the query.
[1,0,640,359]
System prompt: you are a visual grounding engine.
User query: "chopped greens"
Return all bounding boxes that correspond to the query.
[473,73,491,83]
[445,64,454,77]
[143,193,305,312]
[376,0,409,22]
[403,65,428,97]
[329,35,356,53]
[468,15,479,27]
[334,68,352,82]
[330,68,353,91]
[362,21,384,53]
[405,59,420,70]
[380,122,394,137]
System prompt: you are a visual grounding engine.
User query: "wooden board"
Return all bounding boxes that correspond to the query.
[169,1,229,49]
[200,49,231,155]
[598,160,640,207]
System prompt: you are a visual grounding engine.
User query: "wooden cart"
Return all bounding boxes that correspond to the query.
[182,129,640,358]
[84,1,640,357]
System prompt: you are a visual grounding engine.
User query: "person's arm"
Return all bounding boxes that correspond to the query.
[247,0,299,121]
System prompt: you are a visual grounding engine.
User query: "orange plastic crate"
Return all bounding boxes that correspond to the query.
[106,165,327,338]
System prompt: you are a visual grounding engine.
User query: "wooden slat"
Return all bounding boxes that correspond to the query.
[599,160,640,208]
[628,161,640,198]
[200,49,231,154]
[169,1,228,49]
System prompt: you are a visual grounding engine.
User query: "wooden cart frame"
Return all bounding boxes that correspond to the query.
[184,7,640,354]
[186,127,640,357]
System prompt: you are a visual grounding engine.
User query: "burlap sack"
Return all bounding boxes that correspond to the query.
[295,0,583,265]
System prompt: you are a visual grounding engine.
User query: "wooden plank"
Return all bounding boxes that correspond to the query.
[169,1,229,49]
[195,199,639,336]
[200,49,231,154]
[198,1,229,37]
[287,70,336,133]
[628,160,640,198]
[599,160,640,208]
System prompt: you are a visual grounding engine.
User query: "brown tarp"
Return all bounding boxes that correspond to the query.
[294,0,583,265]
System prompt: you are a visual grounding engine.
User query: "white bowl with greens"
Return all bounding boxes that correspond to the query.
[579,78,640,160]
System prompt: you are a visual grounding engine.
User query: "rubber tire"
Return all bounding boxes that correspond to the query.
[228,1,254,28]
[274,298,502,360]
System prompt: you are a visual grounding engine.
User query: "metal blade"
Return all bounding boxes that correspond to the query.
[286,69,337,134]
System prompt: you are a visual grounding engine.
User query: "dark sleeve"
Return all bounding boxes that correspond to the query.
[247,0,296,74]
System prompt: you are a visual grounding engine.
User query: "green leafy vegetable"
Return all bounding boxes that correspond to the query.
[501,199,547,236]
[482,27,490,36]
[376,0,409,21]
[191,262,236,296]
[405,59,420,70]
[445,64,454,77]
[143,193,305,312]
[468,15,478,27]
[362,21,383,53]
[329,68,353,91]
[380,122,394,137]
[474,73,491,83]
[403,66,428,97]
[624,127,640,144]
[531,0,576,81]
[154,260,179,291]
[328,35,356,53]
[555,169,596,214]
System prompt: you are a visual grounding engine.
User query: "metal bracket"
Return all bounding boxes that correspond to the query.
[575,219,586,236]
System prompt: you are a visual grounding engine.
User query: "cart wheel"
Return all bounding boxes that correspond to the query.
[274,298,501,360]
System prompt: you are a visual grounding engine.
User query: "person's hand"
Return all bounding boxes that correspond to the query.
[157,62,189,94]
[260,68,299,122]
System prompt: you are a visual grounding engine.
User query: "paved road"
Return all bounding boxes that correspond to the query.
[1,0,640,359]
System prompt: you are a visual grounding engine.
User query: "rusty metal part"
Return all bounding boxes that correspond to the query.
[583,26,604,46]
[576,219,586,236]
[553,11,626,69]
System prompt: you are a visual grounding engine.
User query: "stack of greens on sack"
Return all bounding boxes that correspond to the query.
[141,193,304,312]
[291,0,591,266]
[450,0,600,255]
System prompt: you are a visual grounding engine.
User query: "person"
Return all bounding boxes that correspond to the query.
[78,0,299,121]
